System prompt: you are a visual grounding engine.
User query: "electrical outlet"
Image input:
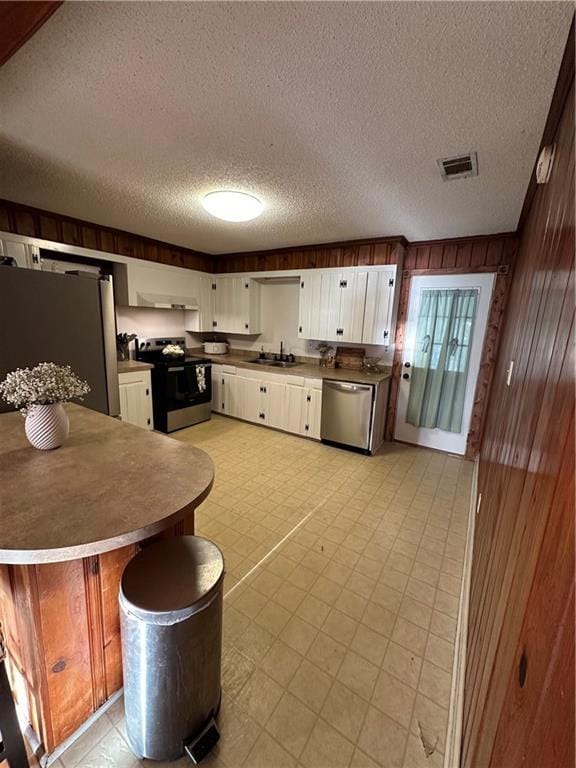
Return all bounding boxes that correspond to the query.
[506,360,514,386]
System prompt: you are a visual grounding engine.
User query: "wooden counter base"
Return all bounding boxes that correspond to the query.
[0,517,194,760]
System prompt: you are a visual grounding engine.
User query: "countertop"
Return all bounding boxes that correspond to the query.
[117,359,154,373]
[0,405,214,564]
[189,349,392,385]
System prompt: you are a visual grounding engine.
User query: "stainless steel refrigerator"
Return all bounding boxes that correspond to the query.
[0,267,120,416]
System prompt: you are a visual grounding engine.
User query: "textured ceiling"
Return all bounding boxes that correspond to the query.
[0,2,572,254]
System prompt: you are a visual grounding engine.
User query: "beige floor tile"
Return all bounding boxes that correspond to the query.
[296,593,332,628]
[350,623,388,666]
[429,610,457,643]
[322,607,359,646]
[403,733,444,768]
[300,717,355,768]
[410,694,448,755]
[361,601,397,637]
[350,747,382,768]
[236,668,284,724]
[233,586,269,619]
[382,642,422,689]
[425,633,455,673]
[306,631,348,677]
[338,588,369,621]
[260,638,302,687]
[391,616,429,657]
[81,729,138,768]
[358,706,408,768]
[266,692,318,759]
[337,650,379,701]
[288,659,333,713]
[255,600,292,636]
[418,661,452,709]
[372,669,416,729]
[60,714,114,768]
[274,582,307,612]
[398,596,432,630]
[215,697,261,766]
[321,680,369,742]
[281,615,319,655]
[234,623,276,663]
[246,731,296,768]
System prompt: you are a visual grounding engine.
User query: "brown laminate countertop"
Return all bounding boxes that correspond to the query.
[189,349,392,385]
[117,359,154,373]
[0,405,214,565]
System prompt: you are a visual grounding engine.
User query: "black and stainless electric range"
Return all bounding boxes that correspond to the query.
[136,337,212,433]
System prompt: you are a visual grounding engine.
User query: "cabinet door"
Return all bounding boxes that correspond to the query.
[285,384,306,435]
[306,388,322,440]
[222,372,242,417]
[362,270,394,345]
[339,271,368,342]
[325,272,344,342]
[118,372,152,429]
[263,381,286,430]
[199,276,215,332]
[298,273,320,339]
[1,240,39,269]
[213,278,228,332]
[242,377,263,423]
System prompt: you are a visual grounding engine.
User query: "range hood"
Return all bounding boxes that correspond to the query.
[137,292,200,310]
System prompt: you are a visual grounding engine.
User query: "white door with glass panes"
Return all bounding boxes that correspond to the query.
[394,273,495,455]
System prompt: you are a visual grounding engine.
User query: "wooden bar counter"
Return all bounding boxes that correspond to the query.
[0,405,214,761]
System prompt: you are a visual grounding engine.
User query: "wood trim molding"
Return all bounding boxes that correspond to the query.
[0,198,213,272]
[0,2,63,68]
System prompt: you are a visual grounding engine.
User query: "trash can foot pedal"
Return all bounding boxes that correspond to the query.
[184,717,220,764]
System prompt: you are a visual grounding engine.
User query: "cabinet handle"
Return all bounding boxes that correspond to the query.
[146,388,149,395]
[389,278,394,287]
[304,424,309,432]
[147,418,150,425]
[383,330,389,339]
[245,323,249,329]
[301,281,304,289]
[306,395,311,402]
[299,325,303,333]
[245,283,249,289]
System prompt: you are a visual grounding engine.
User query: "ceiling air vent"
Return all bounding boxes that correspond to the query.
[437,152,478,181]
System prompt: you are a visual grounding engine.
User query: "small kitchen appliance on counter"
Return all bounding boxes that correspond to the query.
[137,337,212,432]
[202,341,228,355]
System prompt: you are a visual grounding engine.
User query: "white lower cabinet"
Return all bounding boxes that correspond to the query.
[118,370,153,430]
[210,366,321,440]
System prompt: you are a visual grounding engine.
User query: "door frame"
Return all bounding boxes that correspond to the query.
[394,272,496,455]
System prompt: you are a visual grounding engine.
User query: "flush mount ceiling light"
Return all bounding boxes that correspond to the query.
[202,191,264,222]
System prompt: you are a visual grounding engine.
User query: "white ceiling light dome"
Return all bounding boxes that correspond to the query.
[202,190,264,222]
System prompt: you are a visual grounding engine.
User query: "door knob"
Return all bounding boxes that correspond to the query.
[404,362,411,368]
[403,373,410,380]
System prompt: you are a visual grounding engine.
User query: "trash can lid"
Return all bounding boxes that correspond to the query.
[120,536,224,621]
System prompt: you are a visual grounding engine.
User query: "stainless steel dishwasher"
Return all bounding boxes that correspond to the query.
[321,380,375,453]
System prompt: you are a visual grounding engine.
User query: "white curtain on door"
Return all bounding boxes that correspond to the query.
[406,288,478,433]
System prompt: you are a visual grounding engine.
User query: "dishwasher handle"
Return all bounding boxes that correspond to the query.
[324,381,373,394]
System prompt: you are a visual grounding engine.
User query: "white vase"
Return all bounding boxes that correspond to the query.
[25,403,70,450]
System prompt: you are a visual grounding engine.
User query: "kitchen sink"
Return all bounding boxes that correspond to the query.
[246,358,299,368]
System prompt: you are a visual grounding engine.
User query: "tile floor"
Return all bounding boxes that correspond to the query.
[50,415,473,768]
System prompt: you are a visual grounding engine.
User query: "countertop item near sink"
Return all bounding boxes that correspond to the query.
[187,348,391,384]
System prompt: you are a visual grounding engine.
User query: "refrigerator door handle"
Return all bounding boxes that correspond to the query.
[100,277,120,417]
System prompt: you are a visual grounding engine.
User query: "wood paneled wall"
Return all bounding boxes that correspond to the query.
[386,234,517,456]
[213,237,406,274]
[463,67,575,768]
[0,198,213,273]
[0,2,62,67]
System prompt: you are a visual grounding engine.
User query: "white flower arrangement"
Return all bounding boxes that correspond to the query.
[0,363,90,415]
[162,344,184,357]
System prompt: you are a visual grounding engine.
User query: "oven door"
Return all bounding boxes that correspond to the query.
[161,363,212,411]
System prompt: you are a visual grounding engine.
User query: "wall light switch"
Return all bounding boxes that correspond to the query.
[506,360,514,386]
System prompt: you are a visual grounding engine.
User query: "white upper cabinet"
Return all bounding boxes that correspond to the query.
[210,277,261,335]
[362,268,399,346]
[298,266,398,347]
[0,239,41,270]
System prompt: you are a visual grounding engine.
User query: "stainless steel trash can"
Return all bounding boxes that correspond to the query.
[120,536,224,762]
